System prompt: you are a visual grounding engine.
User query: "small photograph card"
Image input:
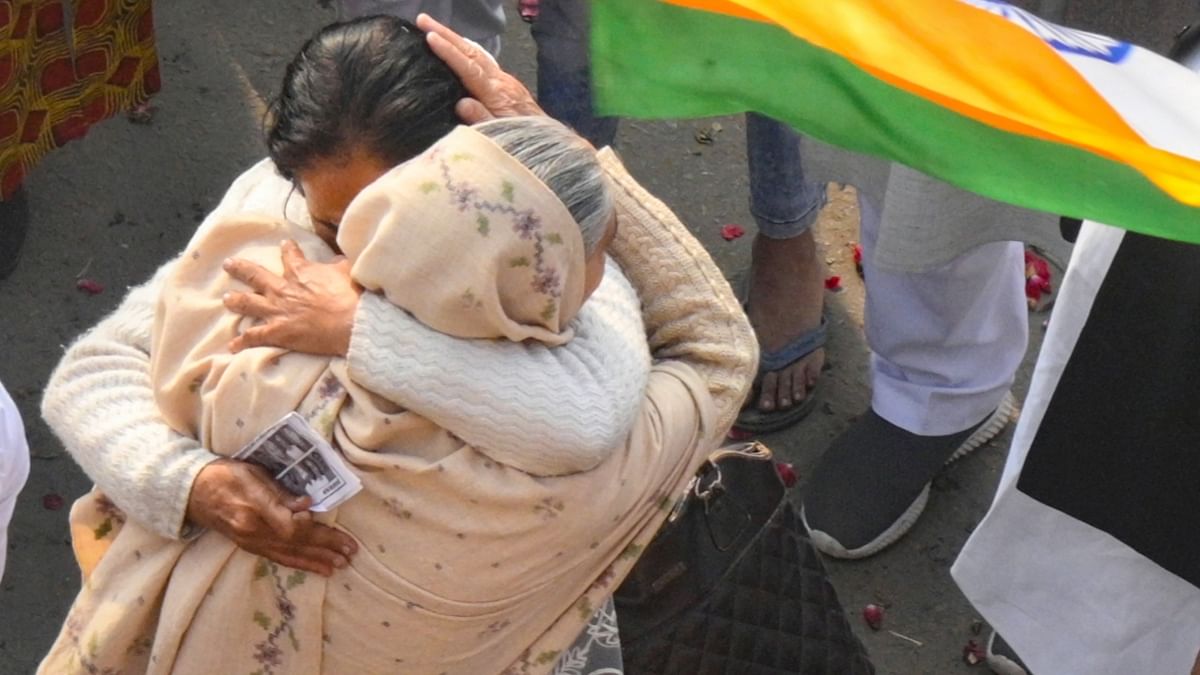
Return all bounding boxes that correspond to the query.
[234,412,361,512]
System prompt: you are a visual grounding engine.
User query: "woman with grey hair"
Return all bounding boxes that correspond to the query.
[477,116,615,257]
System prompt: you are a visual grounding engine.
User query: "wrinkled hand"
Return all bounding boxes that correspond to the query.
[416,13,544,123]
[222,240,362,356]
[187,459,358,576]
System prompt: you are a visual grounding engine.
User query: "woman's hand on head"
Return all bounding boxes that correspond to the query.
[416,13,544,123]
[222,240,362,357]
[187,458,358,577]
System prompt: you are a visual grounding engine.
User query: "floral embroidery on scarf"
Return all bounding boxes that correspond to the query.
[92,494,127,541]
[460,289,483,310]
[431,149,567,314]
[383,497,413,520]
[62,613,121,675]
[533,497,565,520]
[249,560,305,675]
[125,636,152,657]
[574,596,594,620]
[298,372,347,439]
[619,543,644,561]
[477,619,513,638]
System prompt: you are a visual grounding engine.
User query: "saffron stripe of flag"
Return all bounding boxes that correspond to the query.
[591,0,1200,243]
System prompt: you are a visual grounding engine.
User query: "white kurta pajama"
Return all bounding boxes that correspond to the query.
[855,192,1029,437]
[803,136,1043,437]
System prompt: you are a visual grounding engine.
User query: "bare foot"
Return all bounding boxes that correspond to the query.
[746,229,826,412]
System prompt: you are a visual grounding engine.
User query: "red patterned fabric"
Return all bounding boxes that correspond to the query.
[0,0,159,199]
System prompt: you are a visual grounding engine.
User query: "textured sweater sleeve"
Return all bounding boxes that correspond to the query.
[40,158,289,540]
[347,261,651,476]
[41,260,219,540]
[597,148,758,441]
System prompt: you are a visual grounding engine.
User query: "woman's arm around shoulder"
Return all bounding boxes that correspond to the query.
[598,148,758,444]
[42,260,218,539]
[42,158,296,539]
[347,260,651,475]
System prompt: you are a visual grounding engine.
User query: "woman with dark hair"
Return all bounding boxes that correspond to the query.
[38,15,754,674]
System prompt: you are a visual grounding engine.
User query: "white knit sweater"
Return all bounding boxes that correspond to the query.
[41,159,651,539]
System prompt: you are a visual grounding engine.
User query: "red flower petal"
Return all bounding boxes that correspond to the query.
[852,243,863,265]
[824,275,842,291]
[963,639,986,665]
[727,427,754,441]
[1024,250,1052,280]
[42,493,64,510]
[518,0,539,21]
[775,461,798,488]
[1025,277,1043,302]
[720,224,746,241]
[76,278,105,295]
[862,603,884,631]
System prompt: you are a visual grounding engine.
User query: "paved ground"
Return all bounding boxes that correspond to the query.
[0,2,1193,673]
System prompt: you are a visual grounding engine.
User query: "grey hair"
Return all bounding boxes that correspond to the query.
[474,116,613,256]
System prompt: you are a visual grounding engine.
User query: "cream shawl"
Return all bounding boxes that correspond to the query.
[41,129,723,675]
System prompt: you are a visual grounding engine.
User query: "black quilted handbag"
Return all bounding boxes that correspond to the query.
[615,442,874,674]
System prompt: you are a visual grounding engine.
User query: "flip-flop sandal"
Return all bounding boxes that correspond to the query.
[734,316,828,435]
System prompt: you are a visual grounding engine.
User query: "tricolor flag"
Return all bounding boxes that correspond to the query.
[591,0,1200,243]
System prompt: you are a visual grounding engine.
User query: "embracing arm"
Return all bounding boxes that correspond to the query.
[41,260,217,539]
[599,148,758,442]
[346,261,650,475]
[41,160,281,539]
[41,159,359,570]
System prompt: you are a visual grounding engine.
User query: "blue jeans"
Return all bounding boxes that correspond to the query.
[530,0,825,237]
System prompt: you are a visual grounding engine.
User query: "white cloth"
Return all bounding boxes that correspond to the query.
[0,379,30,582]
[859,192,1028,436]
[952,222,1200,675]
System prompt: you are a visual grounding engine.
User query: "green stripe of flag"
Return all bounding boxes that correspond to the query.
[590,0,1200,244]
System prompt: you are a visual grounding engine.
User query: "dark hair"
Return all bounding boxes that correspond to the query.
[265,16,466,182]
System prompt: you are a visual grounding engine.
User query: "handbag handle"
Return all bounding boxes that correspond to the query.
[667,441,774,524]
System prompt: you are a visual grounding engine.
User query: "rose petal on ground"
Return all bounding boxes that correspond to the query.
[720,224,745,241]
[824,275,842,291]
[727,427,754,441]
[76,278,105,295]
[863,603,884,631]
[518,0,539,21]
[127,102,156,125]
[963,639,986,665]
[42,493,64,511]
[775,462,798,488]
[1024,249,1052,280]
[1025,277,1044,302]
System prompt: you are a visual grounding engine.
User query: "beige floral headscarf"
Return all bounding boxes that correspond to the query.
[341,124,588,345]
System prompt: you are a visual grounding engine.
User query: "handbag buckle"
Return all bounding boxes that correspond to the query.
[666,461,724,524]
[694,463,724,501]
